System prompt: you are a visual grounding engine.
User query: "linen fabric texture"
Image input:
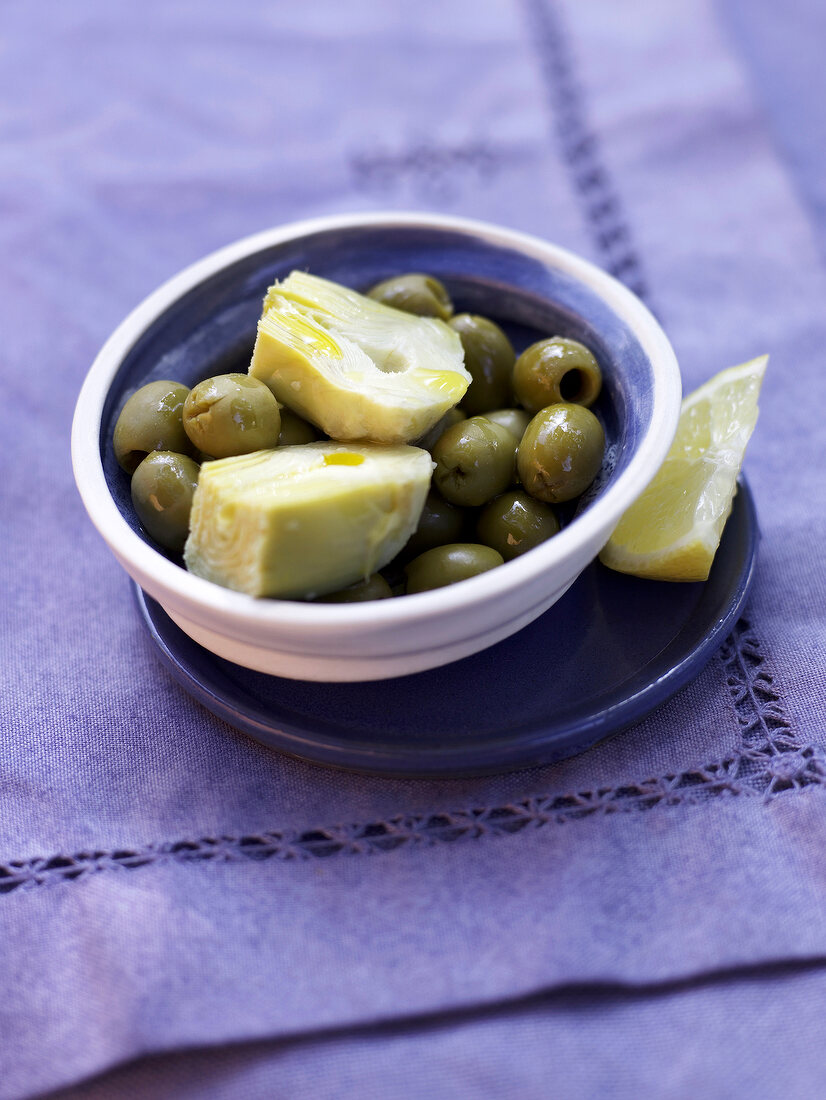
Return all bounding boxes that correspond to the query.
[2,0,826,1096]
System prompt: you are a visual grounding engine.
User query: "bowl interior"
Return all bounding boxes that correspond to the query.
[100,223,655,569]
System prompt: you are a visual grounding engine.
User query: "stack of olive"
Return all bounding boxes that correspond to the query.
[112,271,605,601]
[367,273,605,597]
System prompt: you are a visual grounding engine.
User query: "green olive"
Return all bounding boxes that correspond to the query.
[130,451,200,553]
[317,574,393,602]
[113,380,196,474]
[414,407,467,453]
[432,416,517,507]
[365,273,453,320]
[183,374,281,458]
[482,407,532,443]
[476,490,560,561]
[405,543,504,593]
[513,337,603,413]
[517,403,605,503]
[449,314,515,415]
[402,489,467,561]
[277,408,318,446]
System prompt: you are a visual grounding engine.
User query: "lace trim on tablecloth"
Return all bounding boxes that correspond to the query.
[522,0,650,302]
[2,3,813,897]
[1,620,822,895]
[350,139,527,202]
[519,1,814,792]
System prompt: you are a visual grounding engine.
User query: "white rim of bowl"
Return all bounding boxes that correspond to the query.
[72,211,682,638]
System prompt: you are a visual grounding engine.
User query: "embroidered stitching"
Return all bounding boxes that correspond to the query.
[522,0,649,301]
[519,0,808,791]
[719,622,824,797]
[2,621,820,895]
[2,2,813,899]
[350,140,528,201]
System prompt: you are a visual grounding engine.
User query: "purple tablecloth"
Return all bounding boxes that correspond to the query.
[2,1,826,1096]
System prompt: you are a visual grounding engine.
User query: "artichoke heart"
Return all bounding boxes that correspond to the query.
[249,271,471,444]
[183,442,433,598]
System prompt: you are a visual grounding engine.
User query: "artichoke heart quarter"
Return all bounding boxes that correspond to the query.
[183,442,433,599]
[249,271,471,443]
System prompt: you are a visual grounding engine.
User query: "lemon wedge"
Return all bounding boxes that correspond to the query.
[599,355,767,582]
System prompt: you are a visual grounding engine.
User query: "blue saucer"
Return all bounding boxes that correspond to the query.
[134,479,759,776]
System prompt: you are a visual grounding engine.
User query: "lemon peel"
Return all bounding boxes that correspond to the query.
[598,355,767,582]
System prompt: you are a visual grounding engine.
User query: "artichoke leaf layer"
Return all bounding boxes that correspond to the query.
[184,442,433,599]
[249,271,471,444]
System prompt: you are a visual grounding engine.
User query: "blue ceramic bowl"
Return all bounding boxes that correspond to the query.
[72,213,681,681]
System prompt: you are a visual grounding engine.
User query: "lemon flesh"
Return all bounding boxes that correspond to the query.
[184,442,433,598]
[249,271,470,444]
[599,356,767,582]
